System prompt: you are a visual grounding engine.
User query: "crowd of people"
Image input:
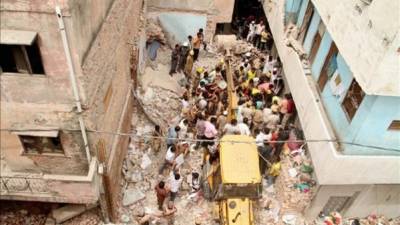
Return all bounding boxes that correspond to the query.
[137,22,302,224]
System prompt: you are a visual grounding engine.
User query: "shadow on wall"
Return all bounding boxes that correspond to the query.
[158,13,207,47]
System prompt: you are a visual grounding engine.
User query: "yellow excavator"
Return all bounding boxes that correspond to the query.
[203,52,262,225]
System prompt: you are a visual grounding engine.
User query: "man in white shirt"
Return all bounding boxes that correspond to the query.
[254,20,265,48]
[169,172,183,201]
[223,119,241,135]
[238,117,251,136]
[159,145,176,174]
[246,21,256,42]
[255,128,271,147]
[178,119,189,139]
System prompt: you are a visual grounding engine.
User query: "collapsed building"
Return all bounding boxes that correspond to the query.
[1,0,399,223]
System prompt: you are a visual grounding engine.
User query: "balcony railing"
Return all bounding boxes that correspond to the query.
[0,158,99,204]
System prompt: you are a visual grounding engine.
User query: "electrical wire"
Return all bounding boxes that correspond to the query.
[3,128,400,153]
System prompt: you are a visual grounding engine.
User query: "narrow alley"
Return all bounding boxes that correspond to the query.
[1,0,399,225]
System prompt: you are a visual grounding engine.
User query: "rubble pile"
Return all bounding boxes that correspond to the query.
[0,209,46,225]
[275,150,314,213]
[146,18,166,44]
[61,208,101,225]
[117,102,214,224]
[135,86,181,128]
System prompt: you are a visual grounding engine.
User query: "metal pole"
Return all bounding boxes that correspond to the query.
[55,6,91,164]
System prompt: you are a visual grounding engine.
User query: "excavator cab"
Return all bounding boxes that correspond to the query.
[204,135,262,225]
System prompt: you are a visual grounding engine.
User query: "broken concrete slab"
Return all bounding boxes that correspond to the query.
[52,204,96,224]
[123,188,146,206]
[130,171,144,183]
[140,154,152,169]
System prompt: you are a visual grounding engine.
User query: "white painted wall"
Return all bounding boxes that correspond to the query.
[311,0,400,96]
[306,184,400,219]
[262,0,400,185]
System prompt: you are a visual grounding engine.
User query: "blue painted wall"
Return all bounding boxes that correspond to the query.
[303,10,320,54]
[285,0,303,24]
[158,13,207,45]
[320,53,400,156]
[296,0,309,27]
[311,32,332,80]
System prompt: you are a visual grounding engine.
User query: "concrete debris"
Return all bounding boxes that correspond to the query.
[120,214,130,223]
[146,18,166,44]
[52,204,97,224]
[130,171,144,183]
[123,188,146,206]
[44,218,56,225]
[140,153,152,169]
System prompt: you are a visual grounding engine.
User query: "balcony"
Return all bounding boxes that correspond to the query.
[0,158,99,204]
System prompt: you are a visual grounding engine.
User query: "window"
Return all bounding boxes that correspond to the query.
[342,79,365,121]
[318,43,338,91]
[19,135,64,155]
[0,42,44,75]
[388,120,400,130]
[298,2,314,43]
[308,22,325,64]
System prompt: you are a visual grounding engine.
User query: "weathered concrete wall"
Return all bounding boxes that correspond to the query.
[0,131,88,175]
[67,0,114,64]
[311,0,400,96]
[262,0,400,185]
[214,0,235,23]
[306,184,400,219]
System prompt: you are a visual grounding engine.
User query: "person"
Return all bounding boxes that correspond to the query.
[258,139,273,176]
[198,28,207,50]
[238,117,251,136]
[203,117,218,145]
[247,67,257,81]
[184,50,194,77]
[217,110,228,134]
[178,42,189,72]
[187,35,193,50]
[159,145,176,174]
[246,21,256,43]
[265,110,280,130]
[169,172,183,201]
[280,93,295,128]
[151,125,163,154]
[255,127,271,147]
[223,118,241,135]
[190,172,201,193]
[267,155,281,185]
[155,181,169,210]
[254,20,265,48]
[178,119,189,140]
[169,44,180,75]
[252,106,264,134]
[260,30,270,52]
[166,126,180,148]
[162,201,177,225]
[194,113,206,149]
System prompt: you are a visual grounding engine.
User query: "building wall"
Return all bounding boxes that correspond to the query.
[261,0,400,186]
[306,184,400,219]
[67,0,114,64]
[311,0,400,96]
[0,131,88,175]
[300,3,400,156]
